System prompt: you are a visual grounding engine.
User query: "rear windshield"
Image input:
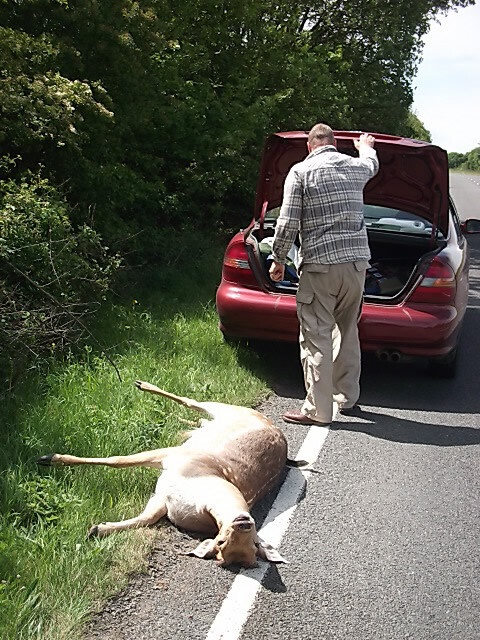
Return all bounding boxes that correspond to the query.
[265,204,443,239]
[363,205,443,238]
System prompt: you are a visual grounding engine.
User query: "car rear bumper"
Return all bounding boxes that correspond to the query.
[216,281,461,356]
[359,301,460,356]
[216,282,299,342]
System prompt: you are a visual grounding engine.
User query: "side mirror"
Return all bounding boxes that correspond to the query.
[461,219,480,234]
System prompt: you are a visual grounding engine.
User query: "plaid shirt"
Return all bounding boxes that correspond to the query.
[271,145,379,267]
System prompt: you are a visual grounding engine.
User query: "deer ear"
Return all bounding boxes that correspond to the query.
[187,538,217,559]
[256,538,288,564]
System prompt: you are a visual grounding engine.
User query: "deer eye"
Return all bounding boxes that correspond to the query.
[217,539,226,546]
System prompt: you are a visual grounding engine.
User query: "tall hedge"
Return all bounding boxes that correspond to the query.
[1,0,472,237]
[0,169,121,385]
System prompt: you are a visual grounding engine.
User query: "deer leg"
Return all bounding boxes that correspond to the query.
[88,493,168,538]
[37,447,173,470]
[135,380,214,417]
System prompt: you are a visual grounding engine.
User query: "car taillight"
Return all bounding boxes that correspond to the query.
[408,257,456,303]
[222,240,259,288]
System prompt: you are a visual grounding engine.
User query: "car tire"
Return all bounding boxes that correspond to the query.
[428,347,458,378]
[221,332,243,347]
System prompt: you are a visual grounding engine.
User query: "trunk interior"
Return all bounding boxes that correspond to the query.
[248,222,444,302]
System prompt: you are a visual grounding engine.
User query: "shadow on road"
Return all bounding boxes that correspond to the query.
[331,409,480,446]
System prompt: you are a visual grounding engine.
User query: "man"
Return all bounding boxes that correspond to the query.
[269,123,379,426]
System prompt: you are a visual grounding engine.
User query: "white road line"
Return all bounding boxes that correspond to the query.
[205,425,330,640]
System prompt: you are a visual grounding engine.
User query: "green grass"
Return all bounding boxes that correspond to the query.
[0,237,269,640]
[449,167,480,175]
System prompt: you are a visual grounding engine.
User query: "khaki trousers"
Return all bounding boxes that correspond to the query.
[296,261,368,423]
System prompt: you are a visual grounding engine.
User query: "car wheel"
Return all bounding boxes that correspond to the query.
[428,347,458,378]
[221,332,243,347]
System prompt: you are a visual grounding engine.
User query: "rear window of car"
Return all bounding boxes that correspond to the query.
[364,205,443,238]
[265,204,443,238]
[265,207,280,221]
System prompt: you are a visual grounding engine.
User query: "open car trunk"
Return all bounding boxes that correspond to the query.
[247,219,445,302]
[246,131,449,303]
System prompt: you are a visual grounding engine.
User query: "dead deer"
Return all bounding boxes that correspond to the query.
[37,381,290,568]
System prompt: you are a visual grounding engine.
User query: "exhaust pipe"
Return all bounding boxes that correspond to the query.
[377,350,390,362]
[376,349,403,363]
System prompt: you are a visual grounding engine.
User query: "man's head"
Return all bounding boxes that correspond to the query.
[307,123,336,152]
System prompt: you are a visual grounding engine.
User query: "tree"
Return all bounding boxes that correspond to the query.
[448,151,467,168]
[448,147,480,170]
[400,112,432,142]
[0,0,474,238]
[297,0,474,133]
[464,147,480,171]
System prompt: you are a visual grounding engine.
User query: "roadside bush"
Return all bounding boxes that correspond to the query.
[448,148,480,171]
[464,147,480,171]
[0,169,121,387]
[448,151,467,168]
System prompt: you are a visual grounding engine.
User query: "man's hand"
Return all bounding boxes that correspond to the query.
[269,261,285,282]
[354,133,375,151]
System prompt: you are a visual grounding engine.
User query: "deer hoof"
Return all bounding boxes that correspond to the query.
[87,525,99,539]
[37,454,56,466]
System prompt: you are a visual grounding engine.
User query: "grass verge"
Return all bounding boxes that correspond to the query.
[449,168,480,175]
[0,236,269,640]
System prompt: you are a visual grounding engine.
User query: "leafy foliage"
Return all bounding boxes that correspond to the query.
[399,112,432,142]
[0,0,473,233]
[448,151,467,168]
[0,170,121,384]
[448,147,480,170]
[464,147,480,171]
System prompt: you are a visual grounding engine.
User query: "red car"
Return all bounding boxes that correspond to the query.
[216,131,478,377]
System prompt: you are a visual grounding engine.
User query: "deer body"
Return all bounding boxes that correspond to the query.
[38,382,288,567]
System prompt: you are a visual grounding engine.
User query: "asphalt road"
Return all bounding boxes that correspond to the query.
[450,172,480,220]
[86,173,480,640]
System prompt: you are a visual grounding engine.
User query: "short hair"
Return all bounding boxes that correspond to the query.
[308,123,335,148]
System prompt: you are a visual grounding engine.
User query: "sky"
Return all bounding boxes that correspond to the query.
[412,2,480,153]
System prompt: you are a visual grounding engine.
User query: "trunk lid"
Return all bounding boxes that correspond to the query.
[254,131,449,237]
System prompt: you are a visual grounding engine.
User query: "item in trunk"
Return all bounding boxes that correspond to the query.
[365,262,410,297]
[365,266,383,294]
[256,235,413,297]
